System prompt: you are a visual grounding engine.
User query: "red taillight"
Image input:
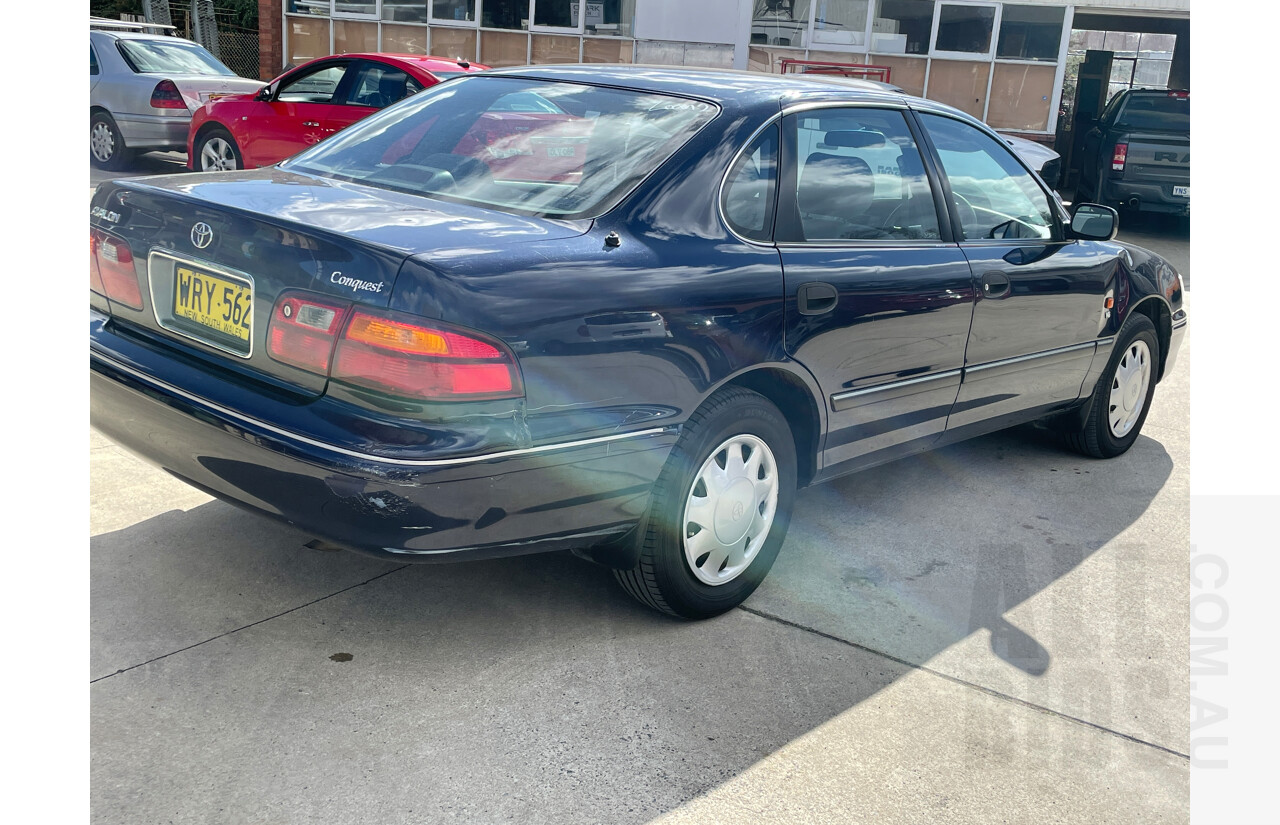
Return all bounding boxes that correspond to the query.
[333,310,522,401]
[1168,90,1189,98]
[1111,142,1128,172]
[90,232,106,295]
[150,79,188,110]
[91,228,142,309]
[266,293,523,402]
[266,292,352,374]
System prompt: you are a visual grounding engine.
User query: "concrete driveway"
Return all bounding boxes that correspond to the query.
[91,158,1191,824]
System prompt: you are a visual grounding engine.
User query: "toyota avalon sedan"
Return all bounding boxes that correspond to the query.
[90,66,1187,619]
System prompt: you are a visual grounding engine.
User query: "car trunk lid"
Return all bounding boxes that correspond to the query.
[91,168,588,397]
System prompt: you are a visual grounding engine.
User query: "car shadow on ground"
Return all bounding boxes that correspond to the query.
[91,424,1176,823]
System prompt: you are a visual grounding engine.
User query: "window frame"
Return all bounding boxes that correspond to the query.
[720,117,782,245]
[913,109,1067,245]
[929,0,1001,61]
[773,102,955,248]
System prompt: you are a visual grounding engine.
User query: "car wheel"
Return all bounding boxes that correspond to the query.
[90,111,131,171]
[614,387,797,619]
[1064,313,1159,458]
[195,128,243,172]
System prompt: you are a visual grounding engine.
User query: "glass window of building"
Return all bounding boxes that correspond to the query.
[812,0,870,47]
[934,2,995,56]
[752,0,811,48]
[483,0,527,29]
[333,1,380,18]
[535,0,577,28]
[996,5,1064,62]
[431,1,477,23]
[585,1,636,38]
[872,0,934,56]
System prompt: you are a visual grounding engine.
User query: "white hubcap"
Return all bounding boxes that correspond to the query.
[682,434,778,586]
[91,122,115,162]
[1108,339,1151,438]
[200,137,238,171]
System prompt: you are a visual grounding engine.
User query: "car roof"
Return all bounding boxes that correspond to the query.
[478,64,975,121]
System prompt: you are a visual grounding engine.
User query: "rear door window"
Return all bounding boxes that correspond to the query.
[722,123,779,242]
[785,108,940,242]
[344,62,424,109]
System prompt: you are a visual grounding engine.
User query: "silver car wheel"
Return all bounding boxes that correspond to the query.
[200,137,238,171]
[91,121,116,162]
[682,433,778,587]
[1108,339,1151,438]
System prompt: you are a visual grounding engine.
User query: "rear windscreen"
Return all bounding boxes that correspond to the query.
[116,38,236,76]
[284,76,719,220]
[1115,94,1190,132]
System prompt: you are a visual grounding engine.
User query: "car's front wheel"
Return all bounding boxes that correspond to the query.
[90,111,131,171]
[195,127,243,172]
[614,387,797,619]
[1064,313,1159,458]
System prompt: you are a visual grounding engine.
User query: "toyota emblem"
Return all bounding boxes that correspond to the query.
[190,222,214,249]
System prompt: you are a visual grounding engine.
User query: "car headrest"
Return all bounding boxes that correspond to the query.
[823,130,886,149]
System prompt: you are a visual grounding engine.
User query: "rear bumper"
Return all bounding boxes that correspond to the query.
[115,111,191,152]
[1164,308,1188,378]
[90,313,675,562]
[1102,178,1189,215]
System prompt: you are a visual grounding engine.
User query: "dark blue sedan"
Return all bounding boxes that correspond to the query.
[90,66,1187,619]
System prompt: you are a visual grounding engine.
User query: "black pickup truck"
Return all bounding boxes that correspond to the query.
[1077,89,1189,216]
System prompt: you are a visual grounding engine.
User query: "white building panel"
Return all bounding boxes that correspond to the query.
[633,0,746,45]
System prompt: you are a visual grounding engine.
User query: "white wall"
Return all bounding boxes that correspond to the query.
[633,0,744,45]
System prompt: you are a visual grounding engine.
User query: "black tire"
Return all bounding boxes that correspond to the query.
[1064,313,1159,458]
[193,127,244,172]
[614,387,797,619]
[90,110,131,171]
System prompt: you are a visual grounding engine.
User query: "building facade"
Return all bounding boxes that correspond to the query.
[258,1,1189,137]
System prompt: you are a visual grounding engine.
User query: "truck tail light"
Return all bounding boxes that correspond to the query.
[266,292,523,402]
[333,310,522,401]
[91,228,143,309]
[90,232,106,295]
[1111,142,1128,172]
[150,79,188,110]
[266,291,352,374]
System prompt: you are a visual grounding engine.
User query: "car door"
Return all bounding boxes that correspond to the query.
[776,106,977,473]
[241,60,354,165]
[916,112,1115,431]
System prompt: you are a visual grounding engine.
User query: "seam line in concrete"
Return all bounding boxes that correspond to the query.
[739,605,1190,761]
[90,565,409,684]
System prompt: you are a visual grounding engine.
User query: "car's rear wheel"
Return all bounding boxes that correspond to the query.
[614,387,796,619]
[1064,313,1159,458]
[195,127,243,172]
[90,111,131,171]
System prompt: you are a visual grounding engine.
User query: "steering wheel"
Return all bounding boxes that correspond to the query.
[951,192,980,239]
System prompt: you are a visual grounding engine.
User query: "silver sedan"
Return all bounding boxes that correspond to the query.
[90,26,263,170]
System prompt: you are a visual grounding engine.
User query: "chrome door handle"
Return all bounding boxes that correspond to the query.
[302,121,320,127]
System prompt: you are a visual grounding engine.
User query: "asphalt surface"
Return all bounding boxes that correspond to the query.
[91,153,1192,824]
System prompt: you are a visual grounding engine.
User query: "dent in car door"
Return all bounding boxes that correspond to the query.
[776,107,976,474]
[917,112,1114,431]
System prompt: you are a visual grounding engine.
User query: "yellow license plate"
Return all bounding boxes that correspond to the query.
[173,266,252,343]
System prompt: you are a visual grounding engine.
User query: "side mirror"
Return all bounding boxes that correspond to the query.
[254,85,272,102]
[1070,203,1119,241]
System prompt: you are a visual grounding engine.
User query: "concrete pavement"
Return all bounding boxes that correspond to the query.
[91,157,1191,824]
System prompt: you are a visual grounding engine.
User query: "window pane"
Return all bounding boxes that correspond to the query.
[996,4,1063,61]
[919,113,1053,241]
[586,1,635,37]
[431,25,478,61]
[935,3,994,54]
[430,1,475,22]
[480,29,528,65]
[872,0,934,55]
[279,65,347,102]
[117,39,235,75]
[348,64,419,107]
[584,36,633,62]
[383,3,428,22]
[382,23,428,52]
[751,0,810,47]
[287,77,718,219]
[334,1,378,15]
[986,62,1055,131]
[813,0,869,47]
[288,15,330,65]
[531,33,579,62]
[483,0,527,29]
[792,108,940,242]
[534,0,575,28]
[724,124,779,241]
[1133,59,1171,87]
[334,19,379,53]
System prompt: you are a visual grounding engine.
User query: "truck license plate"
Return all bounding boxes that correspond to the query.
[1173,185,1190,198]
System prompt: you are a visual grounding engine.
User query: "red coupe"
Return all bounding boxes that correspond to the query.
[186,53,487,171]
